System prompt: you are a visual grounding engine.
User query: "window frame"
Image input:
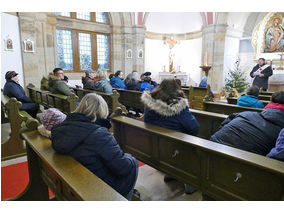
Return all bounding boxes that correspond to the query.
[56,27,111,73]
[55,12,110,25]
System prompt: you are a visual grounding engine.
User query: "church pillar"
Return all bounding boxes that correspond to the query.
[132,26,146,74]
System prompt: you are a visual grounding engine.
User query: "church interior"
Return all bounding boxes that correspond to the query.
[1,9,284,204]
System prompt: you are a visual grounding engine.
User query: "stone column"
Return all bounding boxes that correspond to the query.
[132,26,146,74]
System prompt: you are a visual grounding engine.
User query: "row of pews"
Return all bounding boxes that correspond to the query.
[2,84,283,200]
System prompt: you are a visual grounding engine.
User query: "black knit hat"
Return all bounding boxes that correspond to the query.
[143,72,151,77]
[5,71,18,80]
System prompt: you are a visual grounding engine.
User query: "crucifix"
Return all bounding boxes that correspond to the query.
[276,51,284,70]
[163,36,180,72]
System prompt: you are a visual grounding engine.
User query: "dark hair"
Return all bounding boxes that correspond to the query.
[143,76,151,83]
[247,85,259,97]
[150,78,185,105]
[259,58,265,62]
[114,70,122,77]
[53,67,63,75]
[63,75,69,83]
[109,74,114,80]
[271,91,284,104]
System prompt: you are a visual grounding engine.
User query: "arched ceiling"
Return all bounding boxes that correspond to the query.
[145,12,203,34]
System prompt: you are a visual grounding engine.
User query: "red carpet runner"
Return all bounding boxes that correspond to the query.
[1,160,145,200]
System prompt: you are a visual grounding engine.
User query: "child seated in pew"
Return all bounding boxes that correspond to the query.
[51,93,138,200]
[141,78,200,194]
[139,76,153,92]
[267,128,284,161]
[199,76,215,99]
[37,108,67,138]
[210,91,284,156]
[237,85,264,108]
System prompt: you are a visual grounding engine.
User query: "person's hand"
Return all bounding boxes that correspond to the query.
[259,74,264,77]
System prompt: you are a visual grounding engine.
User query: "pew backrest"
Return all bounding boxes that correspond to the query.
[227,97,269,107]
[112,114,284,200]
[116,89,144,112]
[188,86,211,110]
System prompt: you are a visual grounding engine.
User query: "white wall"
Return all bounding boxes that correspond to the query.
[1,13,24,89]
[145,38,202,86]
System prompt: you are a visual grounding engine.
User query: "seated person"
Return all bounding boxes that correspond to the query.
[139,76,152,92]
[82,69,96,90]
[110,70,127,89]
[199,76,215,98]
[109,73,114,83]
[93,70,113,94]
[51,93,138,200]
[237,85,264,108]
[48,68,71,96]
[142,72,158,88]
[3,71,39,118]
[141,78,200,194]
[210,91,284,156]
[37,108,66,138]
[124,71,141,90]
[266,128,284,161]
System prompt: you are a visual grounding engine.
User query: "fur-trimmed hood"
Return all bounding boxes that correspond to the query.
[141,91,189,116]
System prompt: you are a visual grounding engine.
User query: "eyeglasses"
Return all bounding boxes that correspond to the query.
[57,72,64,75]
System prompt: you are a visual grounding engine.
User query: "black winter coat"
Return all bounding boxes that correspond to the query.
[51,113,138,198]
[3,79,33,103]
[210,108,284,156]
[250,64,273,90]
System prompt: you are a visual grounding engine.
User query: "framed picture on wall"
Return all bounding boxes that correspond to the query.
[4,35,14,51]
[126,49,132,58]
[24,39,35,53]
[138,49,143,58]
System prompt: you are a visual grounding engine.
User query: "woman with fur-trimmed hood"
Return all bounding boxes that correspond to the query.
[141,78,200,136]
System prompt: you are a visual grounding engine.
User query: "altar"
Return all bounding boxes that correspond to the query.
[268,70,284,91]
[158,72,188,86]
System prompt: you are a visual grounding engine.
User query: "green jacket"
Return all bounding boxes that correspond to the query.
[48,74,71,96]
[40,76,49,91]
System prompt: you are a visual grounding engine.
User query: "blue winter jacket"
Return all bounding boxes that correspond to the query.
[267,128,284,161]
[110,77,127,89]
[141,91,200,136]
[3,79,33,103]
[51,113,138,198]
[199,79,215,98]
[139,82,152,92]
[237,95,264,108]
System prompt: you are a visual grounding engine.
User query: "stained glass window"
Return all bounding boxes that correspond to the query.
[96,12,109,24]
[55,12,71,17]
[76,12,91,21]
[79,33,92,70]
[56,29,73,70]
[97,34,110,71]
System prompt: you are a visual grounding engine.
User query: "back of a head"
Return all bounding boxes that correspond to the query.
[247,85,259,97]
[74,93,109,121]
[39,108,66,131]
[271,91,284,104]
[151,78,184,104]
[109,74,114,80]
[53,67,63,76]
[97,70,107,80]
[114,70,122,77]
[132,71,139,81]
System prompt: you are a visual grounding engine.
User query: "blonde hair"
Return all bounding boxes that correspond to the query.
[97,70,107,80]
[74,93,109,122]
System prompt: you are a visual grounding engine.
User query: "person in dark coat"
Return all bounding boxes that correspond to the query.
[250,58,273,91]
[82,69,96,90]
[267,128,284,161]
[110,70,127,89]
[210,91,284,156]
[124,71,141,91]
[3,71,39,118]
[48,68,72,96]
[141,78,200,194]
[237,85,264,108]
[93,70,113,94]
[141,72,158,88]
[51,93,138,200]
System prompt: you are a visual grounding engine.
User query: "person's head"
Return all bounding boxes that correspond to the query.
[258,58,265,66]
[140,73,145,80]
[271,91,284,104]
[5,71,19,82]
[132,71,139,81]
[109,73,114,81]
[74,93,109,122]
[273,18,280,26]
[143,76,151,83]
[97,70,107,80]
[53,68,64,80]
[246,85,259,97]
[39,108,66,131]
[85,69,95,79]
[143,72,151,77]
[150,78,185,104]
[114,70,123,78]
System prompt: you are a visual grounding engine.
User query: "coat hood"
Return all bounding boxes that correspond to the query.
[141,91,189,116]
[51,113,101,154]
[94,79,108,89]
[48,73,61,87]
[261,108,284,127]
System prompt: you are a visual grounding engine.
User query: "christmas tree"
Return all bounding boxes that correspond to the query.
[225,58,249,96]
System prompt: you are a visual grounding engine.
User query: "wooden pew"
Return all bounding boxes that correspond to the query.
[203,101,263,115]
[187,86,211,110]
[27,84,79,114]
[259,95,272,101]
[227,97,269,107]
[1,90,9,123]
[259,88,274,96]
[112,111,284,201]
[116,89,144,112]
[70,87,127,116]
[8,125,126,201]
[1,91,39,161]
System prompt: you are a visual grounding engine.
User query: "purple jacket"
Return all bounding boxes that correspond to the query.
[267,128,284,161]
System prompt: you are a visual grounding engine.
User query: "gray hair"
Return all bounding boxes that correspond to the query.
[132,71,139,81]
[97,70,107,79]
[74,93,109,122]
